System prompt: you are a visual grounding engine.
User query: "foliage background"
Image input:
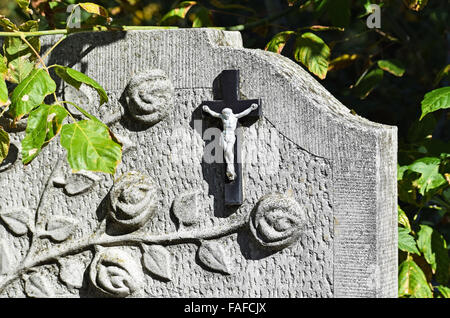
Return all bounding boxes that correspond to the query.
[0,0,449,297]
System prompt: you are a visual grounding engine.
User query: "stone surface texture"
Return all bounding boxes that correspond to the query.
[0,29,397,298]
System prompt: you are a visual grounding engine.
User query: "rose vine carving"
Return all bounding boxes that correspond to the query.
[0,169,306,297]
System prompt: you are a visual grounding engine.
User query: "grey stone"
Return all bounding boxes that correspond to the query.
[0,29,397,298]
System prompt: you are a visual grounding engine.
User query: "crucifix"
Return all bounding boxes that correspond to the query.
[201,70,262,206]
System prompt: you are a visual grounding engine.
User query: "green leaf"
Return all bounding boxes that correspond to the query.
[398,205,411,231]
[399,227,420,255]
[417,225,449,284]
[0,54,8,105]
[353,68,384,99]
[21,104,68,164]
[398,259,433,298]
[16,0,33,15]
[437,286,450,298]
[420,87,450,120]
[377,59,405,77]
[160,1,197,25]
[417,225,435,267]
[0,127,9,164]
[192,7,213,28]
[408,157,446,196]
[0,78,7,106]
[60,120,122,174]
[54,66,107,106]
[294,32,330,80]
[3,20,40,84]
[0,15,18,31]
[265,31,295,54]
[78,3,110,19]
[10,69,56,120]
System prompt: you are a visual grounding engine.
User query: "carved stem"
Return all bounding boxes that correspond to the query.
[0,214,248,293]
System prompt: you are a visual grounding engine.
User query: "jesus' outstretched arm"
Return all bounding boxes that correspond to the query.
[202,105,221,118]
[235,103,258,119]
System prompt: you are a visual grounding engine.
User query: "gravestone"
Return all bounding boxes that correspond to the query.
[0,29,397,298]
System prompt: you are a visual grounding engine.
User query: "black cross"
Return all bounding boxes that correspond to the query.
[200,70,262,206]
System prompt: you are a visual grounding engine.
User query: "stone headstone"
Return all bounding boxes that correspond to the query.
[0,29,397,298]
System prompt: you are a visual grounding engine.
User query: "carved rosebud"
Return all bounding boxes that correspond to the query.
[126,69,174,125]
[249,193,306,250]
[89,247,144,298]
[108,171,157,233]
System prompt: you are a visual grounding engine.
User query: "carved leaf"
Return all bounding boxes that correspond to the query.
[197,240,231,275]
[0,239,13,274]
[141,244,172,281]
[58,258,86,289]
[24,273,55,298]
[0,209,31,236]
[173,192,200,226]
[44,216,76,242]
[64,170,101,195]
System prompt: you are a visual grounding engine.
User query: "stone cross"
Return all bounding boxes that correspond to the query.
[200,70,262,206]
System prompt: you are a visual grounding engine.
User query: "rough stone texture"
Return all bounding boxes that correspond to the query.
[0,29,397,298]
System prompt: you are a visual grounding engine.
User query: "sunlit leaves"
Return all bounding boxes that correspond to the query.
[265,31,295,54]
[0,54,9,105]
[67,2,112,28]
[398,259,433,298]
[438,286,450,298]
[54,66,108,106]
[407,157,447,196]
[78,3,110,20]
[398,227,420,255]
[3,20,41,84]
[416,225,449,284]
[377,59,405,77]
[60,120,122,174]
[10,69,56,120]
[420,87,450,120]
[16,0,33,15]
[160,1,197,25]
[21,104,68,164]
[0,15,18,31]
[0,127,10,164]
[294,32,330,79]
[398,206,411,231]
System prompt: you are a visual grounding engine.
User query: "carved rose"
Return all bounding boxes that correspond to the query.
[89,247,144,298]
[250,193,305,250]
[108,171,157,233]
[126,69,174,125]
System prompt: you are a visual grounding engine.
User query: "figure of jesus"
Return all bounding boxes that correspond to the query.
[203,103,259,181]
